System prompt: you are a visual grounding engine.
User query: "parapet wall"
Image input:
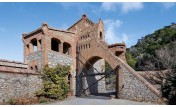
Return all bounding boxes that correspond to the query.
[25,51,43,69]
[0,59,27,68]
[0,60,42,103]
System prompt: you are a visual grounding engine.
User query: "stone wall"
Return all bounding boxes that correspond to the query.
[121,65,161,102]
[25,51,43,69]
[77,59,106,95]
[48,50,73,67]
[0,71,42,102]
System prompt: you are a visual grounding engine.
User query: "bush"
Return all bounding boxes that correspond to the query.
[126,52,137,69]
[35,65,70,100]
[161,72,176,105]
[8,98,16,105]
[39,99,48,104]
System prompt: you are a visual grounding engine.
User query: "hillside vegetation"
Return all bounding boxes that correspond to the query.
[126,23,176,71]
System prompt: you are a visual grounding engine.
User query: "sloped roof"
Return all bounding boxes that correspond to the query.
[67,14,95,30]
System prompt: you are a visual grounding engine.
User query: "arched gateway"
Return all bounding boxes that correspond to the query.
[22,14,163,103]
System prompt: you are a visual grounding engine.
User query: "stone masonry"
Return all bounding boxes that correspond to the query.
[121,65,160,102]
[48,51,73,67]
[0,60,42,103]
[81,59,106,94]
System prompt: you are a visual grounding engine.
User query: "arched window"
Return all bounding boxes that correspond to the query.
[63,42,71,55]
[35,65,38,71]
[31,38,37,52]
[79,46,81,50]
[100,31,103,40]
[68,74,71,82]
[51,38,60,52]
[86,44,87,49]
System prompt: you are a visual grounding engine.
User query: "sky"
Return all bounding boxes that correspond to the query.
[0,2,176,62]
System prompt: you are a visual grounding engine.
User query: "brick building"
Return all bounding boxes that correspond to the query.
[22,14,126,95]
[0,14,163,103]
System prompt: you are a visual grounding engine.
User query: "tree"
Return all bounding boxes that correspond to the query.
[141,42,176,104]
[126,52,137,69]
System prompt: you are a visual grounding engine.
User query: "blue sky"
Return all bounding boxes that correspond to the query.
[0,2,176,62]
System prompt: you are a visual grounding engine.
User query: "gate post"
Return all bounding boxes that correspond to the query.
[115,66,119,99]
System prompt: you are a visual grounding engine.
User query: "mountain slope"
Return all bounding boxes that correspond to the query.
[126,23,176,71]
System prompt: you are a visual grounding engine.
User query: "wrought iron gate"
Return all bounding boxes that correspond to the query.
[76,51,119,98]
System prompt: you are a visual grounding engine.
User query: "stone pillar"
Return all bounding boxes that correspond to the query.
[118,65,123,98]
[70,47,72,56]
[37,39,41,51]
[59,42,63,53]
[29,42,34,54]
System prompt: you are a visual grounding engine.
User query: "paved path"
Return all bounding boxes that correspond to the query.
[48,96,156,105]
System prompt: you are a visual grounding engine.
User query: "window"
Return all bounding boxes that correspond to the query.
[31,38,37,52]
[100,31,103,40]
[35,65,38,71]
[31,66,33,70]
[68,74,72,86]
[63,42,71,55]
[51,38,60,52]
[86,44,87,49]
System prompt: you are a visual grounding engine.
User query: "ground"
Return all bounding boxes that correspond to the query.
[47,96,157,105]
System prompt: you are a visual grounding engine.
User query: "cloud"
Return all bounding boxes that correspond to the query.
[161,2,176,9]
[104,19,128,44]
[120,2,144,13]
[59,3,89,10]
[101,2,144,13]
[101,2,118,12]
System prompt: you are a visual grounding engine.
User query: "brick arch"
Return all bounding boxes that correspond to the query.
[80,55,117,75]
[77,39,120,76]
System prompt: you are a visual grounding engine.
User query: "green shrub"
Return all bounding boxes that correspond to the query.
[161,72,176,105]
[8,98,16,105]
[126,52,137,69]
[35,64,70,100]
[39,99,48,104]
